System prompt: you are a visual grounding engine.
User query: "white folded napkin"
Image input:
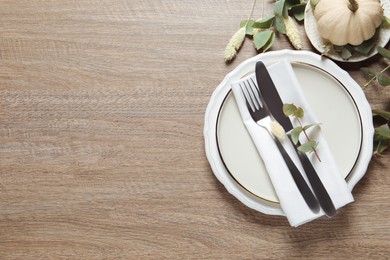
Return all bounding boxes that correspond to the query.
[231,59,354,227]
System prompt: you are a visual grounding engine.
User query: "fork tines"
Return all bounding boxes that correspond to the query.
[240,78,263,112]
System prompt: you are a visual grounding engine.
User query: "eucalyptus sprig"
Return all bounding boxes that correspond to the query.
[372,109,390,156]
[224,0,306,61]
[283,103,321,161]
[360,46,390,156]
[361,46,390,88]
[322,30,381,61]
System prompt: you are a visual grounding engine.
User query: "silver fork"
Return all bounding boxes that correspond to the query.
[240,78,320,213]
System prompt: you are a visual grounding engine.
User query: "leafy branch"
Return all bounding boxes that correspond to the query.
[224,0,306,62]
[360,46,390,156]
[283,103,321,161]
[361,47,390,88]
[372,110,390,156]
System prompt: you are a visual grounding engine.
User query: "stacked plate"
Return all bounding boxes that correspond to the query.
[204,50,373,216]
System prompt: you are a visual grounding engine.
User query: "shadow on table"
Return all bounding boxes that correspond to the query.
[210,161,374,249]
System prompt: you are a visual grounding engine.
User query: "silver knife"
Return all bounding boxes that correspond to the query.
[255,61,336,217]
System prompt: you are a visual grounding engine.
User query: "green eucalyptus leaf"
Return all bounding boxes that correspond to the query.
[372,109,390,120]
[290,3,306,21]
[274,0,287,18]
[303,123,319,131]
[253,30,273,50]
[377,46,390,60]
[294,107,304,118]
[298,140,318,153]
[285,0,300,8]
[341,48,352,60]
[240,20,256,35]
[354,37,377,55]
[383,16,390,27]
[333,45,345,53]
[310,0,320,8]
[375,124,390,140]
[274,15,286,34]
[283,103,297,116]
[377,73,390,86]
[291,127,303,145]
[262,31,275,52]
[253,16,275,29]
[374,139,389,155]
[361,67,376,79]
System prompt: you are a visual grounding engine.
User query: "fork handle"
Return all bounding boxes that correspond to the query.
[293,138,336,217]
[273,137,320,213]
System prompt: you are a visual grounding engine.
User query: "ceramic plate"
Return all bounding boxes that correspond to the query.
[304,0,390,62]
[204,50,374,216]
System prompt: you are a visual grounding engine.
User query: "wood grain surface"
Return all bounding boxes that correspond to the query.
[0,0,389,259]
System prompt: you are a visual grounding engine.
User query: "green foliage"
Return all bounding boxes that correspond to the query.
[373,123,390,156]
[283,104,321,159]
[289,3,306,21]
[298,140,319,153]
[326,30,380,60]
[362,47,390,156]
[282,103,304,118]
[373,109,390,120]
[225,0,306,60]
[361,47,390,88]
[254,30,274,51]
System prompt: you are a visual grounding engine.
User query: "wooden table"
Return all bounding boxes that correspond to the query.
[0,1,389,259]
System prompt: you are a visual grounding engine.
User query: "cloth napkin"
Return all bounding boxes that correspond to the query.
[231,59,354,227]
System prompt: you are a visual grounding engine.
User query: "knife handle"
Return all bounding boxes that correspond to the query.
[292,138,337,217]
[273,137,320,213]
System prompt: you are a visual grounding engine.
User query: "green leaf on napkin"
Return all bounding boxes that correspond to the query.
[291,127,303,145]
[283,103,297,116]
[282,103,304,118]
[283,103,322,161]
[298,140,318,153]
[295,107,304,118]
[290,124,319,145]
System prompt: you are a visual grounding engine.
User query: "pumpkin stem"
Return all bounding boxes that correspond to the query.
[348,0,359,12]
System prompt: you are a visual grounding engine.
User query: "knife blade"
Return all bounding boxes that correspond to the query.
[255,61,336,217]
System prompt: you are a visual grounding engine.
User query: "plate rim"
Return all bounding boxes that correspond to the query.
[204,50,374,216]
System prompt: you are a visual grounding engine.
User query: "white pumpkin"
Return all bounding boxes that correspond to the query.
[314,0,384,45]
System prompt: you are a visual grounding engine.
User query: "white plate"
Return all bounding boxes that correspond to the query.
[304,0,390,62]
[204,50,374,216]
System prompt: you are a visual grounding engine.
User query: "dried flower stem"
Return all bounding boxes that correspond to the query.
[224,0,257,61]
[284,16,302,50]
